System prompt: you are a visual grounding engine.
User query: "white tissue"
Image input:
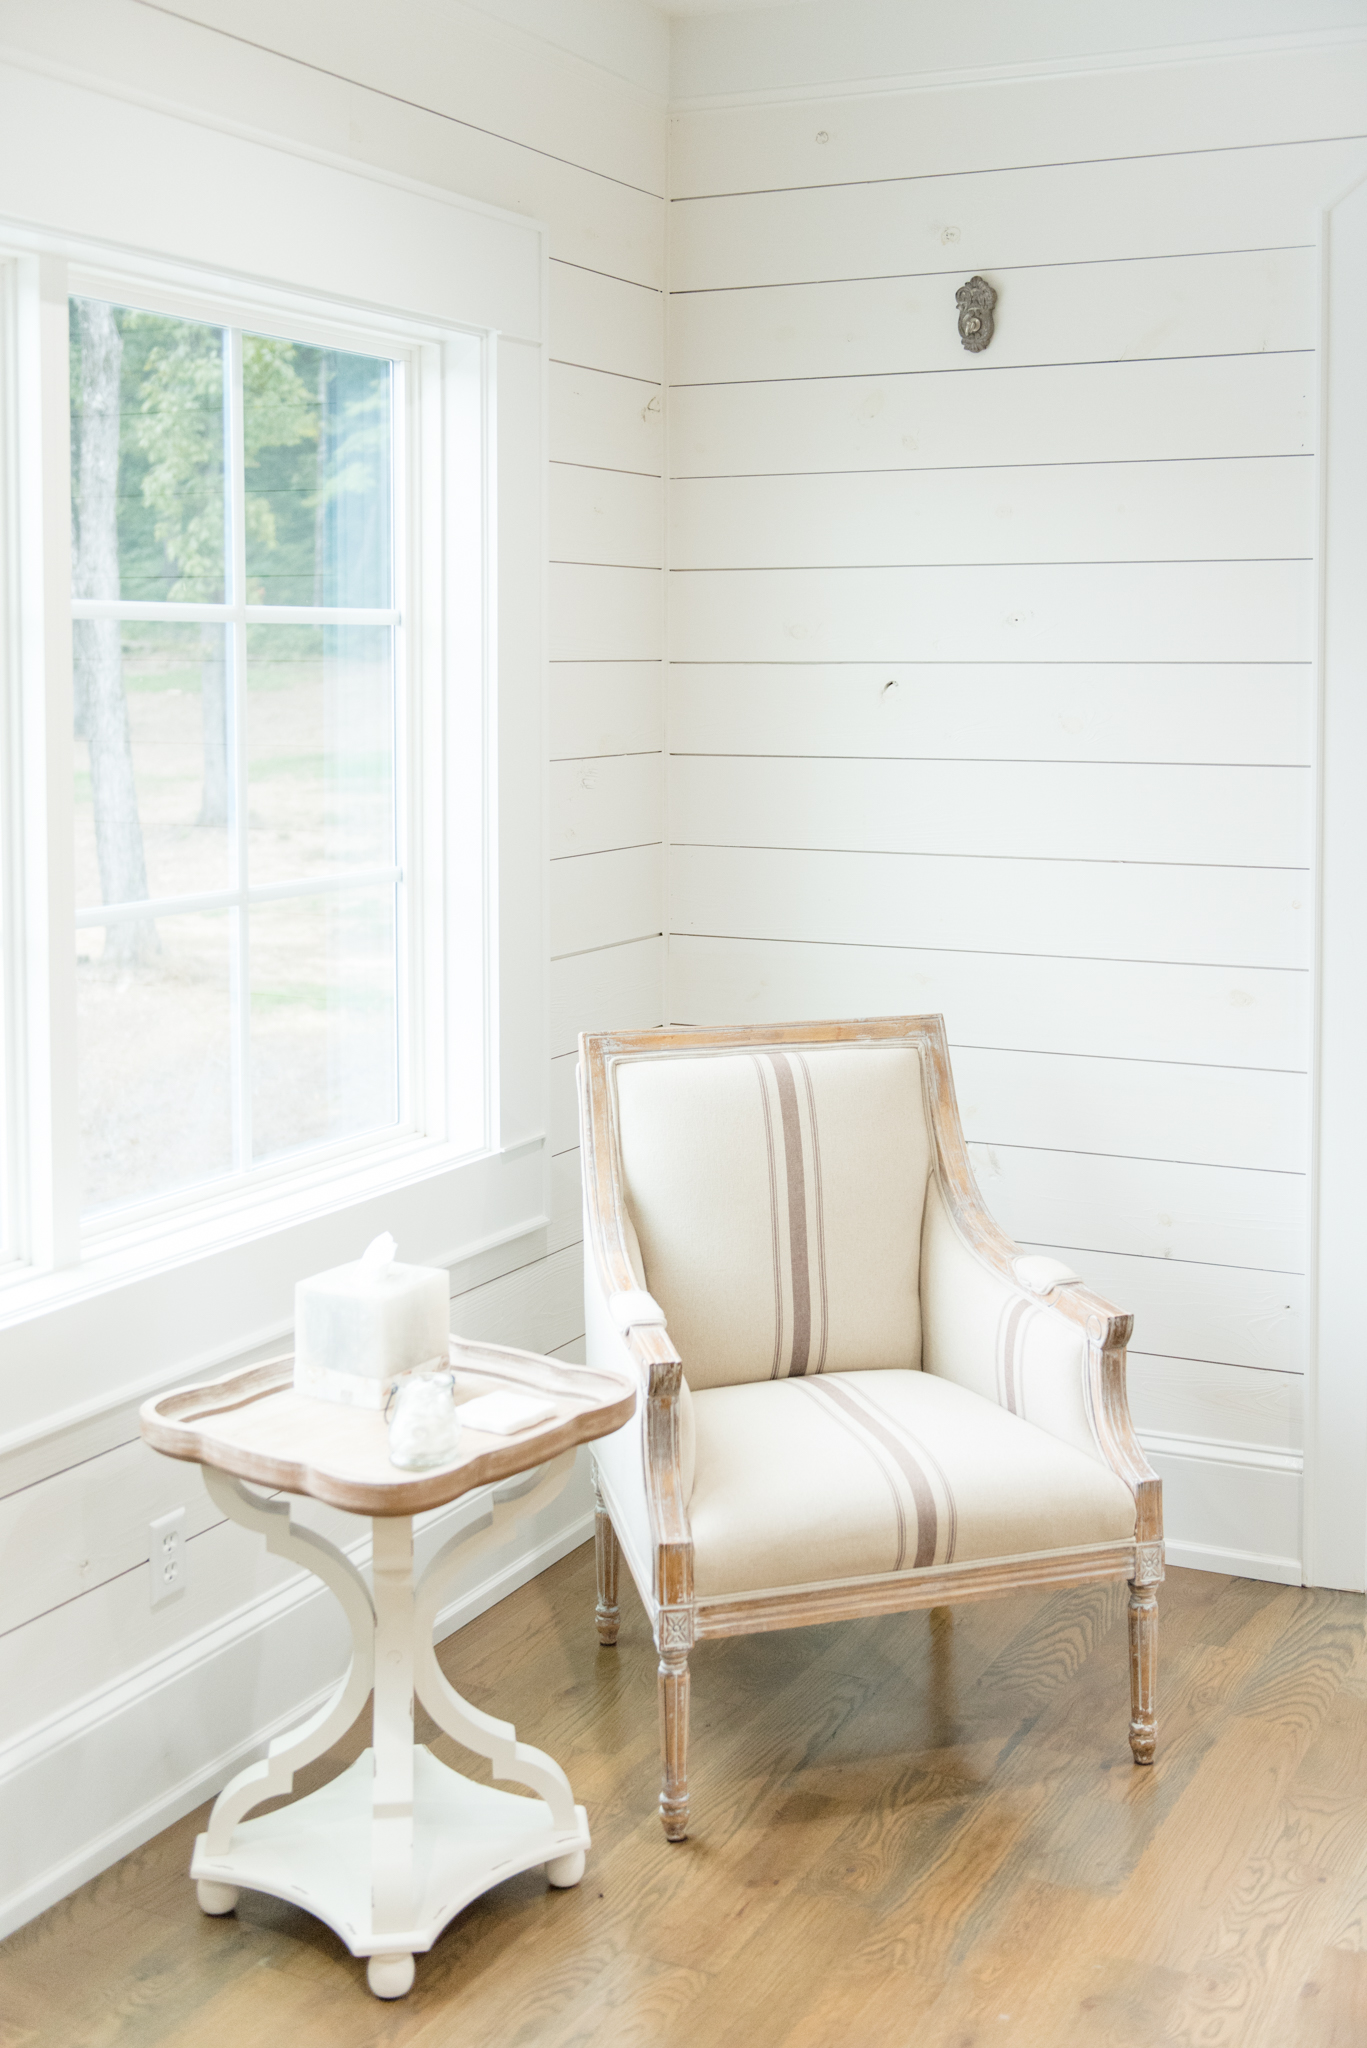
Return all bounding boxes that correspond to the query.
[457,1391,558,1436]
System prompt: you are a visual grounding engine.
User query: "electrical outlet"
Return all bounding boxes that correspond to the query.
[149,1506,186,1608]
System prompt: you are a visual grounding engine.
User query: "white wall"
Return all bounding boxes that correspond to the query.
[665,35,1367,1585]
[4,0,1365,1936]
[0,0,666,1935]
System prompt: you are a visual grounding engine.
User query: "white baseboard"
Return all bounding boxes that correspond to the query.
[1165,1539,1303,1586]
[1140,1431,1303,1587]
[0,1492,593,1942]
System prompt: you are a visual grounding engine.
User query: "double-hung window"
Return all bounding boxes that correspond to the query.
[70,294,406,1219]
[0,61,548,1396]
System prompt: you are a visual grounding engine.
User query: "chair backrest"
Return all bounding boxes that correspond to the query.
[612,1037,935,1391]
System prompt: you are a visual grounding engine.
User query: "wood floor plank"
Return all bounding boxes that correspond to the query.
[3,1550,1367,2047]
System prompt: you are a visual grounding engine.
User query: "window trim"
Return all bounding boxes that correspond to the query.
[0,61,550,1438]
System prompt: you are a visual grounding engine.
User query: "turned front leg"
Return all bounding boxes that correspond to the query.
[594,1477,621,1647]
[1128,1580,1157,1765]
[658,1647,690,1841]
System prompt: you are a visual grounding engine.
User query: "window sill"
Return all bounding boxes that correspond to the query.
[0,1135,551,1439]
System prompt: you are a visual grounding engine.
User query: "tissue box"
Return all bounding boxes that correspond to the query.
[294,1237,449,1407]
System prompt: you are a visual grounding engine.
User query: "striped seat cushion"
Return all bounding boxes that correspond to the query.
[616,1044,931,1390]
[686,1369,1137,1598]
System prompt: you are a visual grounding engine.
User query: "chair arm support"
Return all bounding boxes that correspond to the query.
[921,1167,1157,1521]
[610,1288,668,1334]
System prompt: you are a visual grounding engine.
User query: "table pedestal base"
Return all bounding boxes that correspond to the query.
[191,1748,589,1994]
[192,1456,586,1998]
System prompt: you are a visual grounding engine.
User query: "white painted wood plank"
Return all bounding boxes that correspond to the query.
[1125,1357,1302,1450]
[7,0,667,286]
[0,1441,223,1638]
[551,362,663,475]
[671,756,1312,868]
[952,1044,1308,1174]
[667,664,1311,767]
[551,843,663,957]
[549,1148,586,1255]
[668,934,1309,1071]
[551,260,663,384]
[1143,1448,1301,1578]
[150,0,667,196]
[670,42,1367,195]
[549,751,663,860]
[971,1142,1304,1273]
[551,662,662,760]
[1075,1249,1306,1378]
[549,563,663,662]
[550,935,663,1057]
[669,136,1367,291]
[670,458,1313,570]
[671,844,1308,974]
[448,1244,584,1356]
[551,464,662,568]
[670,353,1310,477]
[672,563,1312,666]
[670,248,1313,386]
[550,1050,580,1156]
[0,1512,297,1750]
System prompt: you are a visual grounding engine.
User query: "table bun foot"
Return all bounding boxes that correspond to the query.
[367,1953,416,1999]
[196,1880,239,1916]
[546,1849,585,1888]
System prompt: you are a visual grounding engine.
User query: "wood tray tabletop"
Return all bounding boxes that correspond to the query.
[139,1338,636,1516]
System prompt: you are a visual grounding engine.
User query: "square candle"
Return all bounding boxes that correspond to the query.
[294,1234,449,1407]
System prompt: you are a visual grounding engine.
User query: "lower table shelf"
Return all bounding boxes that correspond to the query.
[192,1746,589,1985]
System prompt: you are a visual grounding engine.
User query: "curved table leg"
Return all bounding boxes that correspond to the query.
[411,1451,580,1834]
[199,1470,376,1861]
[193,1451,589,1995]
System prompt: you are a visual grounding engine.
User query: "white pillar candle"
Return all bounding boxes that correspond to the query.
[293,1233,449,1407]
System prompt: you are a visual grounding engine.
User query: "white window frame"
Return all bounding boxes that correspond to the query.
[0,58,549,1435]
[65,271,434,1237]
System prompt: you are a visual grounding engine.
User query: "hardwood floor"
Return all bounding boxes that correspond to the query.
[2,1553,1366,2046]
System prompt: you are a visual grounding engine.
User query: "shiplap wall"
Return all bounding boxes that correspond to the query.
[666,40,1367,1582]
[0,0,665,1933]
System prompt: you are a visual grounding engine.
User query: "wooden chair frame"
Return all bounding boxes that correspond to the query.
[579,1015,1163,1840]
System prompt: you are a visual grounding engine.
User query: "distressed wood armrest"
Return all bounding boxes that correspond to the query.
[629,1324,694,1606]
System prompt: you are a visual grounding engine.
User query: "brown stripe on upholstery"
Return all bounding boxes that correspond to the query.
[999,1296,1030,1415]
[792,1380,907,1570]
[804,1377,939,1569]
[766,1052,811,1377]
[751,1055,785,1380]
[845,1387,960,1566]
[795,1053,830,1373]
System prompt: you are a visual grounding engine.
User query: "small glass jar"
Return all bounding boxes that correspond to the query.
[386,1371,463,1471]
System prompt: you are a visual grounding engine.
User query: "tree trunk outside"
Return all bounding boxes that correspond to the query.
[72,298,157,965]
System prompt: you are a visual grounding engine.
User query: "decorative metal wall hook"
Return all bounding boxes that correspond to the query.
[955,275,996,352]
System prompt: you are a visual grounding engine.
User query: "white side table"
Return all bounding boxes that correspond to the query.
[140,1341,635,1999]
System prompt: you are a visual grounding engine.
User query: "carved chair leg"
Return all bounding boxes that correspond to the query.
[658,1648,690,1841]
[594,1479,621,1647]
[1128,1580,1158,1766]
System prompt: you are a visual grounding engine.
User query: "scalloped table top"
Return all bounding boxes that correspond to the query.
[140,1338,636,1516]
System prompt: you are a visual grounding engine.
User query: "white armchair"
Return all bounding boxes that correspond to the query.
[580,1016,1162,1841]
